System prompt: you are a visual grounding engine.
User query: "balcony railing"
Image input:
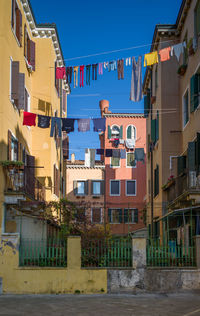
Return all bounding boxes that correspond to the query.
[166,171,200,204]
[5,166,45,201]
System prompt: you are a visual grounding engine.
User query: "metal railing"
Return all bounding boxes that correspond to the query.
[146,240,196,267]
[19,238,67,267]
[81,238,132,268]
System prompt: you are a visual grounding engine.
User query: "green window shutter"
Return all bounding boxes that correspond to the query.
[188,142,196,171]
[144,89,151,117]
[73,181,77,195]
[108,209,112,223]
[119,126,123,139]
[108,125,111,139]
[156,111,159,141]
[127,126,132,139]
[177,156,186,175]
[134,209,138,223]
[190,74,199,112]
[196,1,200,35]
[151,119,156,143]
[119,209,123,223]
[196,133,200,175]
[124,209,128,223]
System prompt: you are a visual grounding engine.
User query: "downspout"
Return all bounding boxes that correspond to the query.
[150,68,154,239]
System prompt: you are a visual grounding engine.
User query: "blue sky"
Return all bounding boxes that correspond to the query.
[30,0,182,160]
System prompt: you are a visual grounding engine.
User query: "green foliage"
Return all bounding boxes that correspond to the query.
[0,160,24,167]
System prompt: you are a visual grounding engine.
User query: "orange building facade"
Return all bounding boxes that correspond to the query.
[99,100,146,235]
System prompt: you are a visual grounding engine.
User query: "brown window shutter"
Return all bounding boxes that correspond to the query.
[18,73,25,109]
[57,168,60,197]
[27,37,31,63]
[11,61,19,103]
[24,25,27,57]
[11,0,16,28]
[8,130,12,160]
[29,40,36,71]
[53,164,56,195]
[15,7,20,42]
[19,9,22,46]
[62,133,69,159]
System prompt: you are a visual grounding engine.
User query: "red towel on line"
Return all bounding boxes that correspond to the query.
[56,67,66,79]
[23,111,36,126]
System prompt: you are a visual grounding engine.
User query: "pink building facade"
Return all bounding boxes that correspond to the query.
[99,100,146,235]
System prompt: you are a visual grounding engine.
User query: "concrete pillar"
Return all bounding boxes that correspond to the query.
[67,236,81,269]
[132,237,146,269]
[194,235,200,269]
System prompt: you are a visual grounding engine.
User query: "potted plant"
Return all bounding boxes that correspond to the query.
[162,175,175,191]
[177,64,187,76]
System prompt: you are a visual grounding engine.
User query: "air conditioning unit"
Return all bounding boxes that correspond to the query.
[189,171,197,188]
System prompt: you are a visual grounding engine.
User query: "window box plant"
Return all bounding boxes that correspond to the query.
[162,175,175,191]
[0,160,24,170]
[177,64,187,76]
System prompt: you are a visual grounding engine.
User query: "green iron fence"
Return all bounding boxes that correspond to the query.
[19,238,67,267]
[81,238,132,268]
[146,240,196,267]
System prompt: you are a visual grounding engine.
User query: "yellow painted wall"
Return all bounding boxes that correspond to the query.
[0,236,107,294]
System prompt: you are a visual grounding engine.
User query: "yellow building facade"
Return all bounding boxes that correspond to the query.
[0,0,70,238]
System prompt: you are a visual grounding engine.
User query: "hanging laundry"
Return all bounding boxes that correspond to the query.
[56,67,66,79]
[96,149,104,155]
[92,64,98,80]
[23,111,36,126]
[66,67,72,84]
[125,139,135,149]
[120,149,126,159]
[125,57,131,66]
[144,51,158,67]
[108,61,117,71]
[105,149,112,157]
[119,139,125,145]
[130,56,142,102]
[117,59,124,80]
[112,149,120,158]
[86,65,91,85]
[93,118,106,132]
[50,117,62,137]
[159,47,171,62]
[73,66,79,88]
[77,119,90,132]
[98,62,103,75]
[104,62,109,69]
[38,115,51,128]
[171,42,186,62]
[80,65,84,87]
[62,118,75,133]
[135,148,145,163]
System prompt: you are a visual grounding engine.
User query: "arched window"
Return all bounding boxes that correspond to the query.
[111,125,120,138]
[126,125,136,140]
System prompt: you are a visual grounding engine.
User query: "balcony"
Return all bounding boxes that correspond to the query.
[166,171,200,208]
[4,166,45,202]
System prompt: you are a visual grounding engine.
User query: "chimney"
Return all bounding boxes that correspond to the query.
[71,153,75,163]
[99,100,111,117]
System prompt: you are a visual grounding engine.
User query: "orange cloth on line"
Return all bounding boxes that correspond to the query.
[159,47,171,62]
[144,51,158,67]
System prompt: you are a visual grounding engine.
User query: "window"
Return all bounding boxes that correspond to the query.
[91,208,102,223]
[11,135,18,161]
[24,25,36,71]
[126,180,136,196]
[91,181,103,195]
[75,209,85,222]
[190,73,200,112]
[73,180,88,196]
[11,0,22,45]
[108,209,122,223]
[183,89,189,127]
[107,125,123,139]
[126,125,136,140]
[124,209,138,223]
[126,152,136,167]
[154,165,159,197]
[155,65,158,92]
[111,157,120,167]
[110,180,120,196]
[194,0,200,37]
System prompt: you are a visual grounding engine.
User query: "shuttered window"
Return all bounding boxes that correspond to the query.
[126,125,136,140]
[195,0,200,36]
[11,60,19,105]
[183,90,189,126]
[144,89,151,117]
[177,156,186,176]
[127,152,136,167]
[62,132,69,159]
[73,181,88,196]
[107,125,111,139]
[11,0,22,45]
[24,26,36,71]
[108,209,122,223]
[124,209,138,223]
[188,142,196,172]
[190,74,199,112]
[91,181,104,195]
[110,180,120,196]
[91,208,102,223]
[154,165,159,197]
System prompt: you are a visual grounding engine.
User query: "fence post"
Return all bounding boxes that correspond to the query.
[132,237,146,269]
[67,236,81,269]
[194,235,200,269]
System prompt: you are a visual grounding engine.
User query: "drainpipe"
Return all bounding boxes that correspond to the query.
[150,68,154,239]
[59,79,63,222]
